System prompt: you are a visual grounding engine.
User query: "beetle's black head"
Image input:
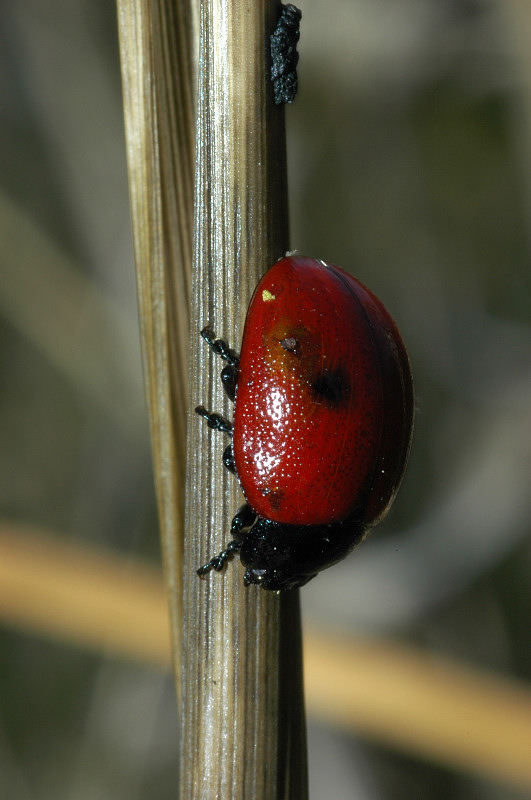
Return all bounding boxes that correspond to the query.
[239,514,367,591]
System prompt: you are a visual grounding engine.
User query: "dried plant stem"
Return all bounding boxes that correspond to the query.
[117,0,196,683]
[181,1,307,798]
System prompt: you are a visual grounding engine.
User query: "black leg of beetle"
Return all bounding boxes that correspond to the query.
[220,364,238,402]
[200,326,239,367]
[200,327,239,400]
[230,503,257,537]
[223,444,236,473]
[195,405,233,435]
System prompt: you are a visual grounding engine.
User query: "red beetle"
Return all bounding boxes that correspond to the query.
[196,256,414,590]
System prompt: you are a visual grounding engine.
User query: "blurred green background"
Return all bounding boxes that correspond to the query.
[1,1,531,798]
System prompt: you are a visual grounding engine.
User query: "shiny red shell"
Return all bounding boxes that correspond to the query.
[232,256,413,528]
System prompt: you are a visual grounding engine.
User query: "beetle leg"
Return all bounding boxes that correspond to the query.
[223,444,236,473]
[195,405,233,435]
[200,327,240,400]
[220,364,238,402]
[200,326,239,367]
[230,503,257,537]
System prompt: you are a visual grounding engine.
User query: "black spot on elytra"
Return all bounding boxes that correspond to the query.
[311,368,350,406]
[280,337,299,354]
[261,486,284,511]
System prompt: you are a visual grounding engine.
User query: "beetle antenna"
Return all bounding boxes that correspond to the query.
[197,539,243,577]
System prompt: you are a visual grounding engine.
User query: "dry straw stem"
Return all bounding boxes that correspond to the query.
[182,1,307,799]
[117,0,196,681]
[2,521,531,792]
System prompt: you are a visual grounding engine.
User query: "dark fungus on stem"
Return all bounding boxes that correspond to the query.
[270,4,302,105]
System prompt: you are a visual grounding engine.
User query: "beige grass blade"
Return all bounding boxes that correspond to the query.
[116,0,197,682]
[181,1,307,798]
